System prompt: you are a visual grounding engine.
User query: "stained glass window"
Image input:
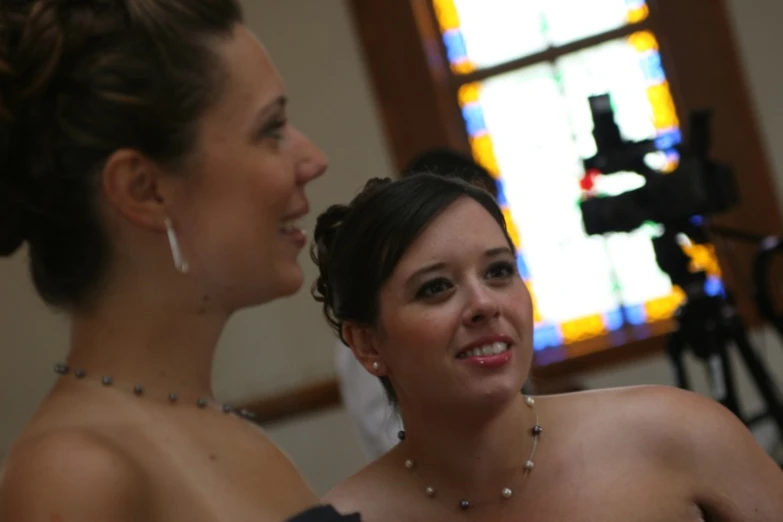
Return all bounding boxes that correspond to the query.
[435,0,650,73]
[441,0,549,71]
[542,0,650,46]
[431,0,723,350]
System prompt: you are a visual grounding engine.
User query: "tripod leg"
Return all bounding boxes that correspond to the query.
[666,331,691,390]
[707,343,742,417]
[729,320,783,435]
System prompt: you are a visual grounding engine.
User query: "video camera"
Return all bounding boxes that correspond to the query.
[578,97,783,446]
[579,94,740,236]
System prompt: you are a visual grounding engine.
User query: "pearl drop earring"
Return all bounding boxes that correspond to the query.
[164,218,189,274]
[372,361,380,371]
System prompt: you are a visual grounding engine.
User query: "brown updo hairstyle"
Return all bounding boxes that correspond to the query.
[311,174,515,404]
[0,0,243,309]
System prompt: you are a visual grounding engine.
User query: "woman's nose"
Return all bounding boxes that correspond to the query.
[292,127,328,184]
[462,285,501,326]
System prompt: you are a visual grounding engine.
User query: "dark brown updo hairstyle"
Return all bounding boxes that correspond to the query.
[311,174,515,403]
[0,0,243,309]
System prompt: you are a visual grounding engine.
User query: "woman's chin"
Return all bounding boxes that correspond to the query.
[273,261,305,297]
[230,262,304,309]
[439,380,525,416]
[481,382,526,405]
[469,373,530,405]
[461,361,528,401]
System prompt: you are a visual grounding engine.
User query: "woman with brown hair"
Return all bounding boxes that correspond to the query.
[0,1,354,521]
[333,148,501,460]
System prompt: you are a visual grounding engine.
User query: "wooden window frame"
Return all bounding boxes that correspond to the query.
[347,0,783,378]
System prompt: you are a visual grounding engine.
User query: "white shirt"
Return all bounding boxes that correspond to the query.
[333,341,402,459]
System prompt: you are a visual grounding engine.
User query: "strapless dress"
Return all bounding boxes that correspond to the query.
[285,504,361,522]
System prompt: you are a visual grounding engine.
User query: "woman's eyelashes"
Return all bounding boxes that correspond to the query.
[486,260,517,280]
[414,261,518,300]
[257,118,288,141]
[416,277,453,299]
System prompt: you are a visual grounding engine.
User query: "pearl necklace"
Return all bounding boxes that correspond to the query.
[53,363,257,421]
[400,394,541,511]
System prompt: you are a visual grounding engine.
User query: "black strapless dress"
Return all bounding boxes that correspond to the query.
[285,505,361,522]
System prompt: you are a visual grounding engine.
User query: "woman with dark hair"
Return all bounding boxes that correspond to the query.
[333,148,498,460]
[0,1,354,521]
[312,174,783,521]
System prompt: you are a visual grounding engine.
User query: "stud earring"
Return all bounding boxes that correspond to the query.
[371,361,380,371]
[164,218,189,274]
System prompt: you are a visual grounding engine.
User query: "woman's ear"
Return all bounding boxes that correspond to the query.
[342,322,386,376]
[101,148,170,233]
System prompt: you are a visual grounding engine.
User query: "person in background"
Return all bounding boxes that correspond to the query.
[313,173,783,521]
[0,2,355,521]
[332,148,498,459]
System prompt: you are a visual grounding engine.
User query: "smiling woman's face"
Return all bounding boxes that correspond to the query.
[163,26,327,309]
[372,197,533,413]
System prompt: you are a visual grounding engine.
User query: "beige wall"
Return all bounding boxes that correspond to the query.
[2,0,783,495]
[724,0,783,203]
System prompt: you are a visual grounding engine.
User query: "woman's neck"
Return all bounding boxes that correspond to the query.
[395,393,539,504]
[66,276,230,402]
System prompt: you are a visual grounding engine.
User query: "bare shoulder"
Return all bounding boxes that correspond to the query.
[559,384,737,436]
[553,385,783,520]
[322,465,378,515]
[624,385,783,519]
[0,429,152,522]
[582,385,772,456]
[561,385,772,460]
[323,456,407,522]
